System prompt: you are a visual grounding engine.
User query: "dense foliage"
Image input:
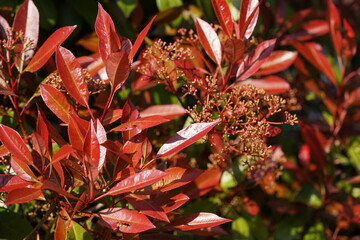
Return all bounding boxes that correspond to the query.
[0,0,359,239]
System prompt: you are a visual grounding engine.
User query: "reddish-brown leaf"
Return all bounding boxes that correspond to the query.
[169,212,231,231]
[235,76,290,94]
[112,115,170,132]
[277,8,312,36]
[140,104,186,120]
[182,168,222,199]
[5,188,44,205]
[196,18,222,66]
[52,145,76,164]
[25,26,76,72]
[0,175,30,192]
[223,38,245,63]
[102,109,123,125]
[11,156,36,182]
[242,197,259,216]
[255,50,298,75]
[42,180,77,200]
[236,38,276,81]
[98,208,155,233]
[106,51,131,92]
[0,15,10,40]
[0,84,16,96]
[126,194,169,222]
[56,46,89,107]
[239,0,259,39]
[0,124,32,165]
[188,226,228,236]
[281,20,329,43]
[54,216,68,240]
[106,170,169,196]
[95,119,107,171]
[128,16,156,61]
[36,108,50,153]
[12,0,39,62]
[84,120,101,181]
[122,99,141,141]
[157,192,190,213]
[95,3,121,62]
[40,84,72,123]
[68,113,89,152]
[211,0,233,36]
[156,120,221,159]
[327,0,342,56]
[290,41,337,86]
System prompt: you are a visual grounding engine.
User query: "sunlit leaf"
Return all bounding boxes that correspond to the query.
[211,0,233,36]
[255,51,298,75]
[169,212,231,231]
[5,188,44,205]
[111,115,170,132]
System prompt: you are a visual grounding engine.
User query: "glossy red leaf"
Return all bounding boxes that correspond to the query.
[169,212,231,231]
[128,16,157,61]
[126,194,169,222]
[52,145,76,164]
[156,119,221,159]
[158,192,190,213]
[5,188,44,205]
[122,131,146,155]
[0,124,32,165]
[255,50,298,75]
[98,208,155,233]
[235,76,290,94]
[0,84,16,96]
[56,46,89,107]
[281,20,329,43]
[182,168,222,199]
[223,38,245,63]
[102,109,123,125]
[0,175,30,192]
[37,108,67,146]
[36,109,50,153]
[290,41,337,86]
[188,226,228,236]
[68,113,89,152]
[25,26,76,72]
[40,84,72,123]
[112,115,170,132]
[278,8,312,35]
[236,38,276,81]
[42,180,77,200]
[327,0,342,56]
[12,0,39,61]
[106,51,131,92]
[84,120,101,181]
[211,0,233,36]
[242,197,259,216]
[54,216,68,240]
[196,18,222,66]
[11,156,36,182]
[122,99,141,141]
[95,119,107,171]
[239,0,259,39]
[106,170,169,196]
[140,104,186,120]
[95,3,121,62]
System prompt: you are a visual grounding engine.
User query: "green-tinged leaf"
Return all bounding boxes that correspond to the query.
[34,0,57,30]
[156,0,183,11]
[116,0,136,18]
[220,170,237,191]
[275,211,309,240]
[68,220,91,240]
[304,222,325,240]
[248,215,269,240]
[232,217,250,240]
[348,137,360,173]
[295,184,322,208]
[0,208,33,239]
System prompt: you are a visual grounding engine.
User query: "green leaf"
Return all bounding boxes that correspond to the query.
[116,0,136,18]
[275,212,309,240]
[34,0,57,30]
[303,222,325,240]
[0,208,33,240]
[220,170,237,191]
[295,184,322,208]
[232,217,250,240]
[248,216,269,240]
[68,220,91,240]
[156,0,183,11]
[347,136,360,173]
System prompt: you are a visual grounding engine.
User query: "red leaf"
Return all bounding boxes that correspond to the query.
[5,188,44,205]
[156,119,221,159]
[0,175,30,192]
[25,26,76,72]
[242,197,259,216]
[11,156,36,182]
[84,120,101,181]
[196,18,222,66]
[223,38,245,63]
[235,76,290,94]
[68,113,89,152]
[12,0,39,62]
[102,109,123,125]
[106,52,131,92]
[169,212,231,231]
[98,208,155,233]
[140,104,186,120]
[112,115,170,132]
[0,124,32,165]
[157,192,190,213]
[128,16,157,61]
[126,194,169,222]
[36,108,50,153]
[95,119,107,172]
[182,168,222,199]
[255,50,298,75]
[211,0,233,36]
[281,20,329,43]
[0,15,10,40]
[122,99,141,141]
[52,145,76,164]
[106,170,169,196]
[40,84,72,123]
[56,46,89,107]
[239,0,259,39]
[290,41,337,86]
[188,226,228,236]
[95,3,121,62]
[236,38,276,81]
[54,216,68,240]
[42,180,77,200]
[327,0,342,56]
[0,84,16,96]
